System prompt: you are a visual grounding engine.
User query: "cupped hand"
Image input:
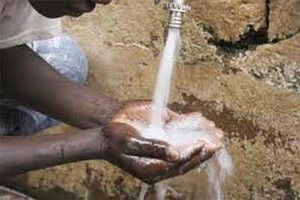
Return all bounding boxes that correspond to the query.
[102,100,224,184]
[29,0,112,18]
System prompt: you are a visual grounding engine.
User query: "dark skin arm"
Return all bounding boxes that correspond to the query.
[0,45,216,184]
[1,0,116,128]
[0,100,221,183]
[0,44,118,129]
[0,128,105,178]
[0,124,218,184]
[0,0,221,183]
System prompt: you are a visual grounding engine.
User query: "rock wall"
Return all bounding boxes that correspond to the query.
[3,0,300,199]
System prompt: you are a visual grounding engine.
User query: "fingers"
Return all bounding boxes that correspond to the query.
[116,155,173,184]
[157,142,218,182]
[178,140,205,163]
[183,112,224,141]
[163,108,181,123]
[213,127,224,140]
[122,141,206,182]
[178,147,215,174]
[154,141,207,180]
[113,100,152,123]
[104,122,180,161]
[204,140,223,153]
[114,143,217,184]
[112,99,181,125]
[125,137,180,162]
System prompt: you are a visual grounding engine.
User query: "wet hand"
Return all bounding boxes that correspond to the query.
[29,0,112,18]
[101,100,182,162]
[101,100,223,184]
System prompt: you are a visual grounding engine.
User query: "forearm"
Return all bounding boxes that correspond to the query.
[0,45,120,129]
[0,128,106,179]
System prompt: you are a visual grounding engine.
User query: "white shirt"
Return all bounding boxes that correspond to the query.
[0,0,61,49]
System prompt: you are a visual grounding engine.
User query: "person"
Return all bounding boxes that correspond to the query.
[0,0,222,185]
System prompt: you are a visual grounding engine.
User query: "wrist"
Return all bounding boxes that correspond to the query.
[104,99,124,124]
[92,127,109,159]
[87,98,122,127]
[70,127,108,160]
[47,128,108,162]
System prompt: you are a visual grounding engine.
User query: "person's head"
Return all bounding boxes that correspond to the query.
[29,0,112,18]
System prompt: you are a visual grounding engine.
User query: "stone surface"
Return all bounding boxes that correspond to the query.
[228,33,300,92]
[188,0,267,42]
[268,0,300,41]
[3,0,300,199]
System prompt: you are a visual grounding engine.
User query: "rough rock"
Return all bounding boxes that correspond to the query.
[228,33,300,92]
[188,0,267,42]
[268,0,300,41]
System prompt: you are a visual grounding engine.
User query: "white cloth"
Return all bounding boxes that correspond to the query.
[0,0,61,49]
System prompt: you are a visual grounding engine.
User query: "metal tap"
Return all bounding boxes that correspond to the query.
[166,1,191,29]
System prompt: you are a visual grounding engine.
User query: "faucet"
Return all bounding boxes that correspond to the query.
[154,0,191,29]
[167,2,191,29]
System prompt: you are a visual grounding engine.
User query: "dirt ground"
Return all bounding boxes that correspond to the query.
[2,0,299,199]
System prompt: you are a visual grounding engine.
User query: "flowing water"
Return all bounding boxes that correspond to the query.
[150,28,180,128]
[134,0,233,199]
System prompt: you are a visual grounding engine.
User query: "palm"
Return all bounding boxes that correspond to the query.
[103,100,224,184]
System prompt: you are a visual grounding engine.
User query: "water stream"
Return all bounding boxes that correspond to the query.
[134,0,233,199]
[150,26,180,128]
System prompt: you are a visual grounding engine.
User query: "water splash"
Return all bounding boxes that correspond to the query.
[150,28,180,128]
[155,181,169,200]
[138,183,149,200]
[205,147,233,200]
[136,0,233,199]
